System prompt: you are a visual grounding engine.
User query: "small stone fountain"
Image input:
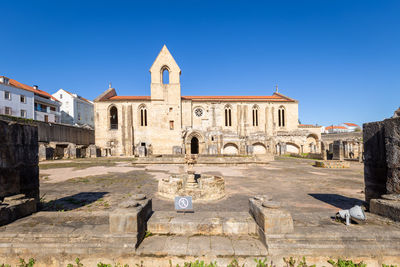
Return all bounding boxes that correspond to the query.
[158,154,225,201]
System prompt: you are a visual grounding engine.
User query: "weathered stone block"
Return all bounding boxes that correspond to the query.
[332,140,344,161]
[249,197,293,234]
[384,118,400,194]
[246,145,254,155]
[370,198,400,222]
[363,117,400,205]
[137,146,147,157]
[109,197,152,247]
[172,146,182,155]
[208,145,218,155]
[38,143,47,161]
[0,195,37,226]
[0,119,39,202]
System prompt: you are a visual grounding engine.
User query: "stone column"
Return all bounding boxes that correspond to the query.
[363,120,387,202]
[38,143,47,161]
[321,142,327,160]
[332,140,344,161]
[211,104,216,127]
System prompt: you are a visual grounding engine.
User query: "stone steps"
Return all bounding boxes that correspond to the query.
[136,235,267,257]
[147,211,257,236]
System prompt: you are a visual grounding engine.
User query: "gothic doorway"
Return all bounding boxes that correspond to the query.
[190,137,199,154]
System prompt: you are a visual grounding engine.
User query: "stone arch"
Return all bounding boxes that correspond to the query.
[252,105,259,127]
[224,104,232,127]
[185,131,205,154]
[286,142,300,154]
[108,105,118,130]
[138,104,147,126]
[306,134,318,153]
[278,105,286,127]
[161,65,170,84]
[223,143,239,155]
[252,142,266,154]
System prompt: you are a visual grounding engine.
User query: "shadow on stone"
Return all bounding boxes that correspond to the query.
[40,191,108,211]
[309,193,365,209]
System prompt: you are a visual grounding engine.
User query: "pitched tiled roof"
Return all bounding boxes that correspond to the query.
[326,126,347,130]
[1,76,60,102]
[108,96,151,101]
[181,94,293,102]
[343,123,359,127]
[99,92,295,102]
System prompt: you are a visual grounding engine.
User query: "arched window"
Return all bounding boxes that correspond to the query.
[109,106,118,130]
[224,105,232,127]
[278,106,285,127]
[252,105,259,126]
[162,67,169,84]
[140,105,147,126]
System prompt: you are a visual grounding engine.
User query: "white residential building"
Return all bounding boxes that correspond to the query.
[0,76,34,119]
[0,76,61,123]
[322,123,361,133]
[53,89,94,127]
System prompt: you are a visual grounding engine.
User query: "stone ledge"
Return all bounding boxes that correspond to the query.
[0,195,36,226]
[147,211,257,236]
[315,160,350,168]
[370,198,400,222]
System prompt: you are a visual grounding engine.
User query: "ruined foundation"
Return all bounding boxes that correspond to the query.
[158,173,225,201]
[315,160,350,168]
[158,154,225,201]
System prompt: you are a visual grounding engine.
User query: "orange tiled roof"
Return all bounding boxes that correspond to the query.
[109,96,151,100]
[1,76,60,102]
[97,89,296,102]
[181,95,292,102]
[326,126,347,130]
[343,123,359,127]
[106,95,294,102]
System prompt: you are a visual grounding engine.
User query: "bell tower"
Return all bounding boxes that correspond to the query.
[148,45,183,154]
[150,45,181,103]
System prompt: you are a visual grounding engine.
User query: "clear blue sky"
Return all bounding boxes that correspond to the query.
[1,0,399,126]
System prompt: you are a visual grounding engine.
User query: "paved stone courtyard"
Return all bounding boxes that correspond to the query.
[1,157,400,266]
[38,157,368,225]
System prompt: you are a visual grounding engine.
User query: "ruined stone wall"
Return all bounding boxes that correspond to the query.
[0,115,94,146]
[363,117,400,202]
[0,119,39,201]
[321,132,362,143]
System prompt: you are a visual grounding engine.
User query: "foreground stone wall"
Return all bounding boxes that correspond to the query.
[364,117,400,221]
[0,119,39,225]
[0,119,39,201]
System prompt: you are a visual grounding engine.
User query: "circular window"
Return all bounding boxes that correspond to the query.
[194,108,203,117]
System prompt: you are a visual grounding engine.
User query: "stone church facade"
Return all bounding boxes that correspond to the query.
[94,46,321,156]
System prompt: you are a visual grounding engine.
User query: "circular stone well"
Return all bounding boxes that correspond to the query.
[158,174,225,201]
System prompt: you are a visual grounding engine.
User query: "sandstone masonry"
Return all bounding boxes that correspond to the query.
[0,119,39,225]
